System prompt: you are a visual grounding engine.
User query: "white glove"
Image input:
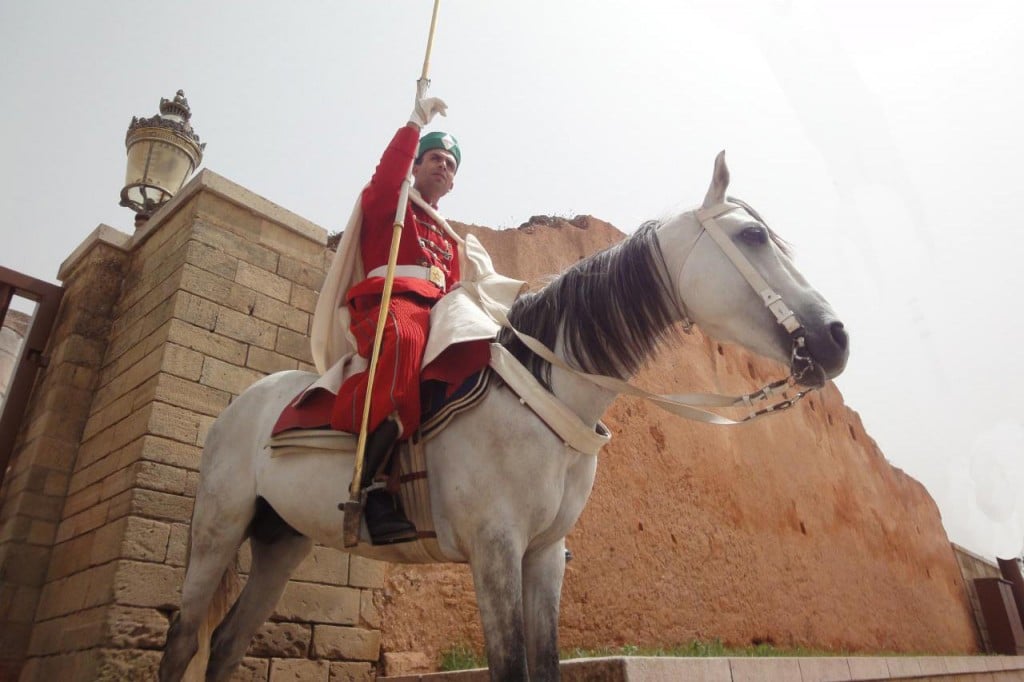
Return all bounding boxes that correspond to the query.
[409,79,447,128]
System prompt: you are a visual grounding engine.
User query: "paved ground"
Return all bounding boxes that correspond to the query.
[380,655,1024,681]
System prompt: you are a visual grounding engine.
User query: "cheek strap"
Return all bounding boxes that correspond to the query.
[696,203,803,336]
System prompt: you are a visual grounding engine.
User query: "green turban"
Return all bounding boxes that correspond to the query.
[417,131,461,170]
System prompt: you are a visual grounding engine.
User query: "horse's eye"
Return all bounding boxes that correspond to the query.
[741,226,768,245]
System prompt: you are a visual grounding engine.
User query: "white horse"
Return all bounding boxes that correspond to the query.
[159,153,848,682]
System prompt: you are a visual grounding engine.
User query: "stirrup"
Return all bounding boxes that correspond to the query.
[340,485,417,546]
[339,480,385,547]
[364,489,418,545]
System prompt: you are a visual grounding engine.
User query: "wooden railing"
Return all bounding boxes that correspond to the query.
[0,266,63,489]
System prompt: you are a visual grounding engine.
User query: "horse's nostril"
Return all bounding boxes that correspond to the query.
[830,321,848,351]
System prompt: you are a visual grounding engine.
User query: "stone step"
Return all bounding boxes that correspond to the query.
[380,655,1024,681]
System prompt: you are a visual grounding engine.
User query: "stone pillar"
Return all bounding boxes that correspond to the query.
[3,171,385,681]
[0,229,129,680]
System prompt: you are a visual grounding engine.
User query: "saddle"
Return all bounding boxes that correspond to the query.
[267,367,492,557]
[266,344,610,553]
[270,367,492,453]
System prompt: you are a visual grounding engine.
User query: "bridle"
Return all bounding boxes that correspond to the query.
[683,201,820,419]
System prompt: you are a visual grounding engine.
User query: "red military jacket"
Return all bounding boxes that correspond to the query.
[346,125,460,303]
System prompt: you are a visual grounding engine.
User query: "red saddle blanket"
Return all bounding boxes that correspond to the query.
[272,340,491,436]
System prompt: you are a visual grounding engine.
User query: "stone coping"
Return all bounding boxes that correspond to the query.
[380,655,1024,681]
[56,224,131,281]
[59,168,329,282]
[136,168,328,246]
[952,543,1000,568]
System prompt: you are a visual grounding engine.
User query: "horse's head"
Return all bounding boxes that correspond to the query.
[657,152,849,386]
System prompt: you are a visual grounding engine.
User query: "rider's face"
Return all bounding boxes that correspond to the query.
[412,149,457,205]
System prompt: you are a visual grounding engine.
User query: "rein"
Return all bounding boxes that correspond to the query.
[486,203,818,425]
[494,307,810,425]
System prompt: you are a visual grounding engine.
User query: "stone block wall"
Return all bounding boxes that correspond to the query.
[0,230,129,681]
[1,171,385,681]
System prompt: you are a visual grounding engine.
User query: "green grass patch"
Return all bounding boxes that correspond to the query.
[439,644,487,672]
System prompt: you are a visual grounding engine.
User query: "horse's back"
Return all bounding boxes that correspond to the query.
[198,370,318,495]
[208,370,316,443]
[221,370,317,420]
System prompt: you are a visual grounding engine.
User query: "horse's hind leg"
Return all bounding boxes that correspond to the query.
[158,497,249,682]
[523,540,567,681]
[205,506,312,681]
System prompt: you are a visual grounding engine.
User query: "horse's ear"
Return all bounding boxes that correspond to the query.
[701,150,730,208]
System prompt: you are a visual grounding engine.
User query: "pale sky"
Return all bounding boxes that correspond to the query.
[2,1,1022,560]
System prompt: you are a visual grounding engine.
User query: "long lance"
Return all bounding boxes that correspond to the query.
[344,0,442,547]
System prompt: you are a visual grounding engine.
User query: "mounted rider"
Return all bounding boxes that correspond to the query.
[310,82,482,545]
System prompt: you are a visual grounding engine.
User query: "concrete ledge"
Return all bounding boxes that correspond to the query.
[379,655,1024,681]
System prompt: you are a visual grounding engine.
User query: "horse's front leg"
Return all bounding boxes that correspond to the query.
[523,540,566,681]
[469,528,529,681]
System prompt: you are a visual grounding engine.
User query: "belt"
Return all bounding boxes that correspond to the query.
[366,264,446,292]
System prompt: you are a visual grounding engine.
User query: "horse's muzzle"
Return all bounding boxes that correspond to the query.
[796,319,849,385]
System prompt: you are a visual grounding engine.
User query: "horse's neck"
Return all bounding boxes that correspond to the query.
[549,365,619,427]
[547,334,631,426]
[524,222,687,425]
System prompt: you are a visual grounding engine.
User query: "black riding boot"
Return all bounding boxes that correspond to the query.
[360,419,417,545]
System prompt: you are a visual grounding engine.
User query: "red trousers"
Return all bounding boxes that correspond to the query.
[330,293,431,439]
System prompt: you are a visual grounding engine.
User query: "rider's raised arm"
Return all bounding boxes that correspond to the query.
[360,124,420,219]
[360,82,447,222]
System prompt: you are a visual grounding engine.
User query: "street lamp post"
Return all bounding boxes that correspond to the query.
[119,90,205,228]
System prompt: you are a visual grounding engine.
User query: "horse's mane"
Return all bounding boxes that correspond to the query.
[498,221,683,388]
